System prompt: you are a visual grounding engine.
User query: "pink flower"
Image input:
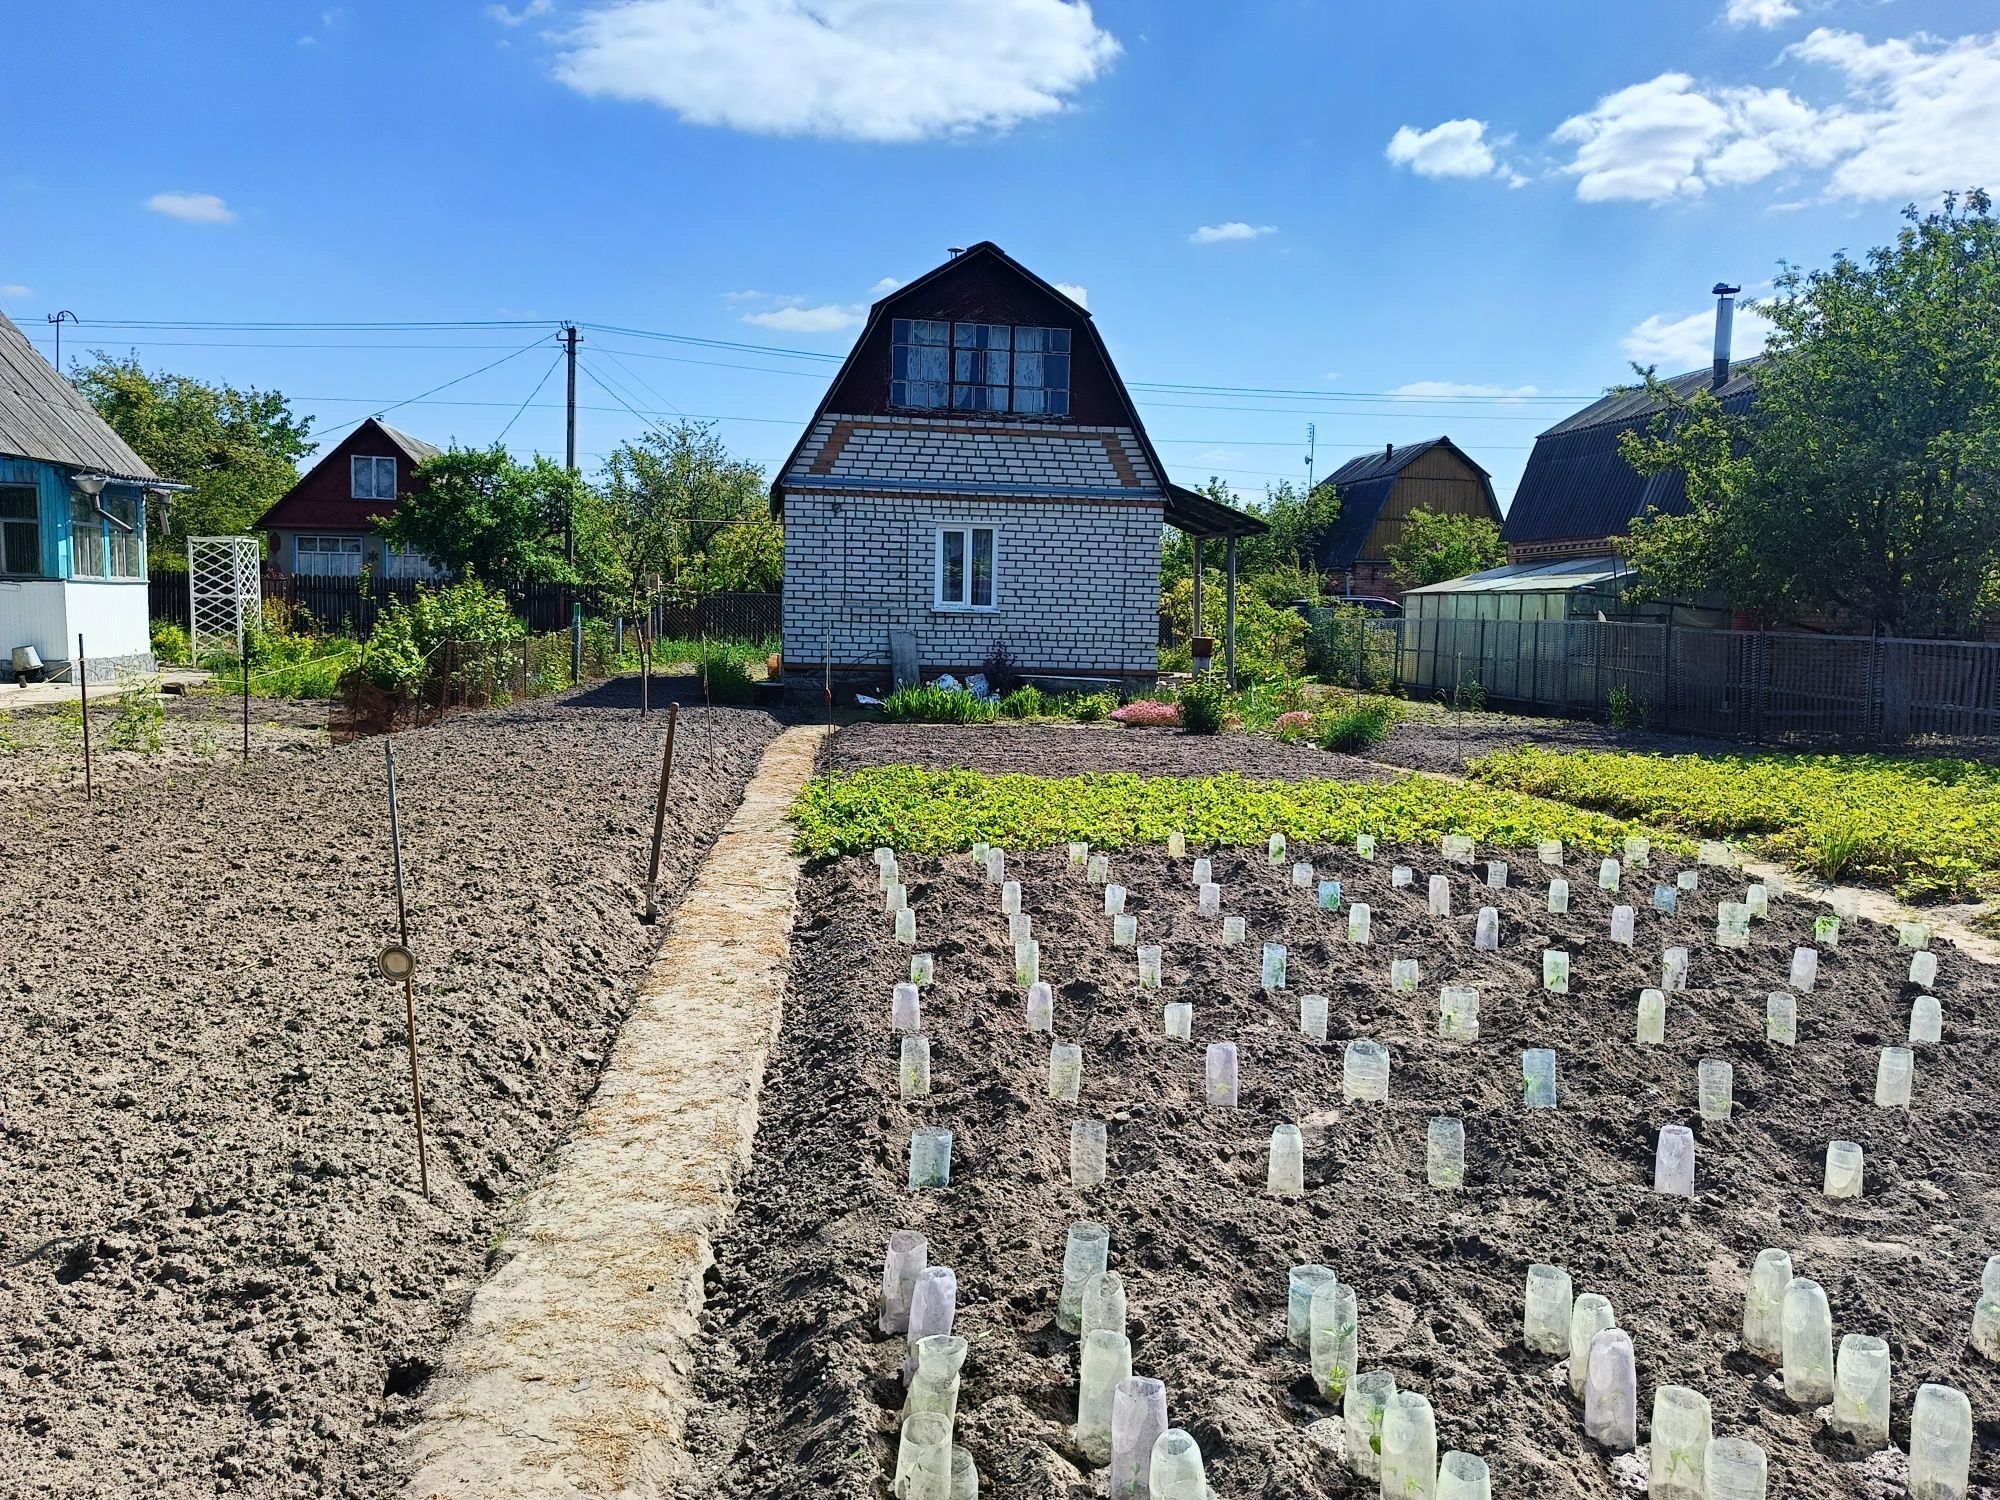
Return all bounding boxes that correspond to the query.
[1274,710,1314,735]
[1110,699,1182,726]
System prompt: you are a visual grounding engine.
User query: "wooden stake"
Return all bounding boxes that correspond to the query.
[643,703,680,924]
[240,644,250,763]
[383,741,432,1201]
[76,633,93,799]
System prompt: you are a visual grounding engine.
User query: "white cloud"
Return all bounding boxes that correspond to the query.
[553,0,1119,143]
[1622,300,1776,369]
[1385,118,1501,179]
[1725,0,1799,28]
[145,191,236,224]
[0,283,31,300]
[1388,381,1541,401]
[742,302,864,333]
[488,0,553,23]
[1548,29,2000,204]
[1188,221,1275,245]
[868,276,903,296]
[1053,281,1088,308]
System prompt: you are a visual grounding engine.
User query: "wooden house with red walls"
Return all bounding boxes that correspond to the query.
[257,416,443,578]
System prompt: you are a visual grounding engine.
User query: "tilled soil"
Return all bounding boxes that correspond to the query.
[830,722,1391,781]
[1372,702,1746,778]
[0,696,778,1499]
[690,842,2000,1498]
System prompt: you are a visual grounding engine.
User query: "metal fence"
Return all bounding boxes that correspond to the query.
[1353,616,2000,747]
[150,571,781,645]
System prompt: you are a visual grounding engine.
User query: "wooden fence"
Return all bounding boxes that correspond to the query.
[1389,616,2000,747]
[151,571,781,646]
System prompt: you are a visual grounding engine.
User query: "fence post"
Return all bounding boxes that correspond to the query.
[570,603,583,685]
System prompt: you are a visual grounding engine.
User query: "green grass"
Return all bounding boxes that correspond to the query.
[880,683,998,724]
[791,765,1678,859]
[1471,746,2000,900]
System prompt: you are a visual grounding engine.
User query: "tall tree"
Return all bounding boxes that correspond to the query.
[599,421,771,606]
[73,353,314,567]
[380,445,604,585]
[1385,508,1506,586]
[1622,192,2000,635]
[1160,476,1340,593]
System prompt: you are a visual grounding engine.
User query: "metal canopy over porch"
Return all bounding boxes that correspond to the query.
[1165,483,1269,687]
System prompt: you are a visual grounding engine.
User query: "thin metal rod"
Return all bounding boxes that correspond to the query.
[77,633,93,799]
[643,703,680,923]
[383,740,429,1200]
[241,644,251,763]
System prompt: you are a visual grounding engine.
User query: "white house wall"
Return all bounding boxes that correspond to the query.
[0,578,152,680]
[780,491,1162,680]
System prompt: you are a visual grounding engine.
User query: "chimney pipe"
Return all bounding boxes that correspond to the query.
[1385,442,1394,460]
[1711,282,1741,390]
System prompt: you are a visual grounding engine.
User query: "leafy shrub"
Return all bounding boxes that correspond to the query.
[706,656,757,704]
[344,577,522,703]
[1306,603,1399,687]
[149,621,191,665]
[999,684,1050,719]
[792,765,1678,860]
[1157,577,1307,685]
[1110,699,1180,726]
[880,683,998,724]
[1322,700,1398,754]
[1607,684,1649,729]
[106,686,164,752]
[1272,709,1315,742]
[1178,675,1228,735]
[1066,692,1116,723]
[981,639,1022,696]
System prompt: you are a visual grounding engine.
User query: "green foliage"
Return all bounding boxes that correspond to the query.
[601,421,770,611]
[74,353,313,568]
[1307,603,1399,687]
[1067,692,1115,723]
[1621,192,2000,635]
[677,504,784,594]
[999,684,1050,719]
[149,621,191,665]
[1177,675,1229,735]
[347,577,523,699]
[1158,576,1307,685]
[1321,700,1398,754]
[1444,675,1486,714]
[1471,745,2000,900]
[791,765,1674,860]
[106,686,164,752]
[198,625,356,700]
[1160,478,1342,590]
[879,683,999,724]
[1607,684,1648,730]
[1385,508,1505,586]
[382,445,602,585]
[704,656,757,704]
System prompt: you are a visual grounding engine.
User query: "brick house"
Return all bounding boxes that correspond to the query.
[773,241,1264,691]
[257,417,444,579]
[1312,436,1500,598]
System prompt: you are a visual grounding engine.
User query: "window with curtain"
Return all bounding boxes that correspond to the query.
[351,455,398,500]
[0,484,39,577]
[295,534,364,577]
[892,320,1070,415]
[70,493,107,578]
[935,525,997,610]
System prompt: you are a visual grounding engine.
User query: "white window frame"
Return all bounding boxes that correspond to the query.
[350,455,398,501]
[382,542,440,581]
[934,524,998,612]
[294,533,364,577]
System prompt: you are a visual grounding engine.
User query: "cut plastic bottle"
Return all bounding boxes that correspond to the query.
[1222,916,1246,946]
[1624,835,1650,867]
[1087,853,1110,884]
[904,1333,967,1430]
[1522,1047,1557,1109]
[1015,939,1040,987]
[1067,840,1088,868]
[1583,1327,1637,1450]
[1343,1039,1389,1103]
[1911,1383,1973,1500]
[1109,1377,1167,1500]
[1439,985,1479,1043]
[1442,833,1474,864]
[1542,950,1569,994]
[1661,946,1690,992]
[1349,904,1372,944]
[1910,994,1942,1044]
[1309,1279,1359,1400]
[1649,1384,1712,1500]
[1027,981,1054,1033]
[1390,957,1420,993]
[1703,1437,1766,1500]
[1074,1328,1132,1464]
[1070,1119,1107,1190]
[1717,901,1750,949]
[1001,879,1021,916]
[1136,945,1162,990]
[1875,1046,1914,1108]
[1568,1291,1616,1399]
[1356,833,1377,859]
[1380,1390,1438,1500]
[1698,1058,1735,1124]
[1911,950,1939,989]
[911,952,935,986]
[1767,991,1796,1046]
[892,982,923,1033]
[1427,1116,1465,1188]
[1082,1272,1125,1340]
[901,1036,932,1099]
[1652,884,1678,916]
[1104,883,1126,917]
[1781,1277,1835,1406]
[1318,879,1342,911]
[1654,1125,1695,1197]
[1048,1042,1082,1103]
[1286,1263,1337,1349]
[1198,881,1221,918]
[1743,1248,1791,1361]
[1486,859,1509,889]
[1112,915,1137,948]
[1538,838,1563,865]
[1428,874,1451,917]
[1261,942,1288,991]
[1393,865,1415,888]
[1475,907,1500,951]
[950,1447,977,1500]
[1824,1139,1864,1199]
[1163,1002,1192,1042]
[880,1229,928,1335]
[905,1266,958,1381]
[1205,1042,1239,1107]
[894,1412,953,1500]
[1191,856,1211,886]
[1746,882,1768,918]
[1147,1429,1207,1500]
[1524,1263,1574,1355]
[1268,1124,1305,1198]
[1008,913,1031,946]
[1057,1220,1109,1335]
[1344,1370,1396,1481]
[1637,988,1666,1045]
[1833,1333,1890,1449]
[1599,857,1621,891]
[1438,1452,1491,1500]
[896,909,917,945]
[1300,993,1329,1041]
[1267,832,1287,864]
[1790,946,1819,992]
[1167,830,1186,858]
[1548,878,1570,914]
[1609,905,1635,946]
[909,1126,953,1191]
[1291,861,1314,890]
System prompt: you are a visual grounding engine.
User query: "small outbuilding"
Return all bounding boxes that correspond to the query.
[1313,436,1499,598]
[0,311,177,682]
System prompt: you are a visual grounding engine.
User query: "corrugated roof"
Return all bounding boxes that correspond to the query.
[373,420,441,463]
[1402,555,1627,594]
[1165,483,1268,538]
[1502,363,1757,546]
[1312,436,1494,568]
[0,311,163,481]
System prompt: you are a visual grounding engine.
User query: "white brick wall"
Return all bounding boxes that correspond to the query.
[780,491,1162,677]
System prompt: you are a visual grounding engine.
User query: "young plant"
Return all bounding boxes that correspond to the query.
[1322,700,1397,754]
[1177,675,1228,735]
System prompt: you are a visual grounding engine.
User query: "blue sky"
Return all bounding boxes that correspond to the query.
[3,0,1995,507]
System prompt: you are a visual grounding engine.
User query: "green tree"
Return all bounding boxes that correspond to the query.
[1160,476,1340,592]
[1622,192,2000,635]
[600,422,770,607]
[73,353,314,568]
[1385,508,1506,586]
[682,503,783,593]
[380,445,603,586]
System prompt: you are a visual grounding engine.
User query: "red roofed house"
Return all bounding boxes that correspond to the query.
[257,417,444,579]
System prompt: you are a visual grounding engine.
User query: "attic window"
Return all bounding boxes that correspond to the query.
[351,455,398,500]
[891,319,1070,416]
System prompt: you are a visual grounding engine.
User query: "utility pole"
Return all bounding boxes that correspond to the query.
[562,323,580,564]
[46,310,77,372]
[1304,421,1316,500]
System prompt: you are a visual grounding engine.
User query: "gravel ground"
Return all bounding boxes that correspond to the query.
[690,845,1999,1499]
[829,722,1393,782]
[0,694,778,1499]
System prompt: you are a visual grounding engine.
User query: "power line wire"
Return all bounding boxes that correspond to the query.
[367,334,556,423]
[495,350,566,443]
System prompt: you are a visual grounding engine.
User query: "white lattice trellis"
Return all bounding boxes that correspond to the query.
[188,536,263,658]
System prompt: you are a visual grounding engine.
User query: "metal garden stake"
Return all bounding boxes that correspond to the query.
[76,633,94,798]
[381,740,431,1201]
[643,703,680,923]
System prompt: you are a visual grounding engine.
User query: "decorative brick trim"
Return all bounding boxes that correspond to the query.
[808,420,857,476]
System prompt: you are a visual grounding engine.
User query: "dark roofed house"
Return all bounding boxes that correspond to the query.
[1312,436,1500,597]
[258,416,444,578]
[775,241,1264,691]
[0,309,175,682]
[1504,286,1757,565]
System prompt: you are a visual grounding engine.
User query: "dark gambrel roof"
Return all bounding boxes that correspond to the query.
[1312,436,1494,569]
[0,311,163,481]
[1503,363,1757,546]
